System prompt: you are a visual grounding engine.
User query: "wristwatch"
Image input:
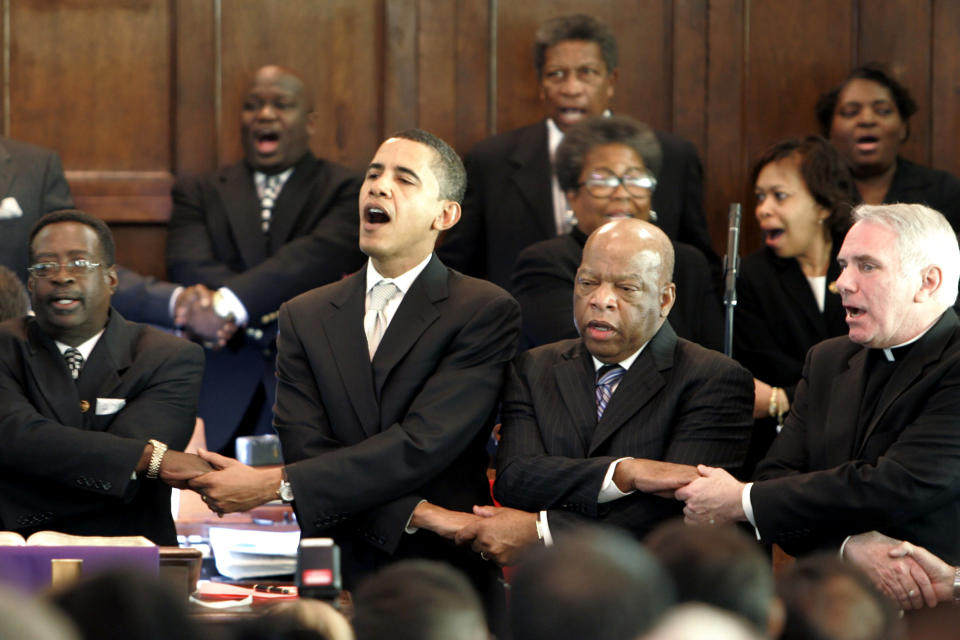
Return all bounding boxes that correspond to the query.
[211,290,236,321]
[277,474,294,503]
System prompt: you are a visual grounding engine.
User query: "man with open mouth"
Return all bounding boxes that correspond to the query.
[678,203,960,613]
[437,13,717,292]
[165,65,365,455]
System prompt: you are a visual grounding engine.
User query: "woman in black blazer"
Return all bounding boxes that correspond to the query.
[736,136,855,470]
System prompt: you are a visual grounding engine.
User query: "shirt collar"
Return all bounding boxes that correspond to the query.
[365,253,433,296]
[590,340,648,373]
[253,166,295,191]
[56,329,105,362]
[880,325,931,362]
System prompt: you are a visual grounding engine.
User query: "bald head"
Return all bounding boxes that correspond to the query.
[241,65,315,173]
[574,218,677,363]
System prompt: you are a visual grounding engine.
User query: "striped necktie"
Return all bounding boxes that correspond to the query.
[64,347,84,380]
[595,364,625,420]
[260,174,283,233]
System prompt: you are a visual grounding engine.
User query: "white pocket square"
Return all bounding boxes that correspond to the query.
[0,197,22,219]
[95,397,127,415]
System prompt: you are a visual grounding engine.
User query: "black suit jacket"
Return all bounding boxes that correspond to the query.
[511,227,722,350]
[734,240,848,398]
[868,156,960,232]
[0,138,73,281]
[438,120,718,289]
[165,152,365,451]
[494,324,753,539]
[752,311,960,564]
[274,255,520,588]
[0,310,203,545]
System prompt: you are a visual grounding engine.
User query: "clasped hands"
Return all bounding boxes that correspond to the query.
[154,448,278,516]
[174,284,238,348]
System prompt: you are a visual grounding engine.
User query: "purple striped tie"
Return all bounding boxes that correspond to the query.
[596,364,625,420]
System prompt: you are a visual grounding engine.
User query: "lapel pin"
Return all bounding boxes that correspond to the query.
[79,400,90,413]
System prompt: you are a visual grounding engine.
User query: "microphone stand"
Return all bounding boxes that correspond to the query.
[723,203,742,357]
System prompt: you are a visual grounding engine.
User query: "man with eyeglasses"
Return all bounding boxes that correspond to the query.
[0,209,208,544]
[437,13,717,291]
[453,218,751,565]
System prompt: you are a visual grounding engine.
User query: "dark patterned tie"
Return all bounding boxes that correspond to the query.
[260,174,283,233]
[595,364,625,420]
[64,347,84,380]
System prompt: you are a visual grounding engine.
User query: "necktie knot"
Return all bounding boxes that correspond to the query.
[64,347,84,380]
[369,281,400,312]
[595,364,624,420]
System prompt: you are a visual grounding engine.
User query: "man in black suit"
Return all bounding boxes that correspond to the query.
[165,65,366,453]
[678,204,960,599]
[453,218,752,564]
[190,130,520,624]
[0,210,208,544]
[438,13,717,290]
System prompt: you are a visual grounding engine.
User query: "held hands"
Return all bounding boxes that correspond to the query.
[613,458,700,497]
[157,450,215,489]
[887,540,955,606]
[414,502,539,566]
[174,285,238,348]
[674,465,746,526]
[844,531,949,609]
[188,448,281,515]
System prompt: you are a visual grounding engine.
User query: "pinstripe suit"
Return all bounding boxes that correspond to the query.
[494,322,753,538]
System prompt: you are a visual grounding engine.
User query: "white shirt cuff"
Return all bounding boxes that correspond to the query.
[169,286,183,321]
[538,510,554,546]
[405,499,428,534]
[218,287,249,326]
[742,482,761,540]
[598,457,635,503]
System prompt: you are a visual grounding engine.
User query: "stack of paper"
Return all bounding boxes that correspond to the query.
[208,527,300,579]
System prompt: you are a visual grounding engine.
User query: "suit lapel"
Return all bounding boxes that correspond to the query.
[24,319,82,427]
[825,348,867,464]
[372,256,444,397]
[326,271,380,437]
[268,154,316,254]
[509,122,556,239]
[216,163,266,268]
[553,342,599,454]
[76,311,131,409]
[589,324,674,455]
[856,311,957,455]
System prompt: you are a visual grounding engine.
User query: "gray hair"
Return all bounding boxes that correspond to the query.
[853,203,960,307]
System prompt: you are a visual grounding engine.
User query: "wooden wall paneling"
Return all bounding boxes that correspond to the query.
[494,0,672,135]
[857,0,932,166]
[417,0,456,146]
[704,0,746,253]
[452,0,491,154]
[671,0,708,156]
[174,0,216,176]
[219,0,380,171]
[10,0,175,231]
[931,0,960,178]
[384,0,418,141]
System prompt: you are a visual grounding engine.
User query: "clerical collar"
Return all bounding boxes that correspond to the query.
[878,325,931,362]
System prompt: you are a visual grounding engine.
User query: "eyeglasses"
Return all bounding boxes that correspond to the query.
[27,259,102,278]
[579,168,657,199]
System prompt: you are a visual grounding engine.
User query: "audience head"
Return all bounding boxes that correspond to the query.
[510,526,674,640]
[351,560,487,640]
[242,64,316,174]
[777,555,902,640]
[0,584,79,640]
[28,210,118,346]
[815,64,916,179]
[575,218,676,363]
[533,14,618,131]
[645,520,784,637]
[230,599,354,640]
[359,130,463,277]
[750,136,855,259]
[555,115,661,234]
[640,604,766,640]
[837,203,959,347]
[0,264,29,322]
[48,570,206,640]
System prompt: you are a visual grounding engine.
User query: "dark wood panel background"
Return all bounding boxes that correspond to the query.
[2,0,957,279]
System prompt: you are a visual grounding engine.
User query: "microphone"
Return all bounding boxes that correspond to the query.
[722,203,742,357]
